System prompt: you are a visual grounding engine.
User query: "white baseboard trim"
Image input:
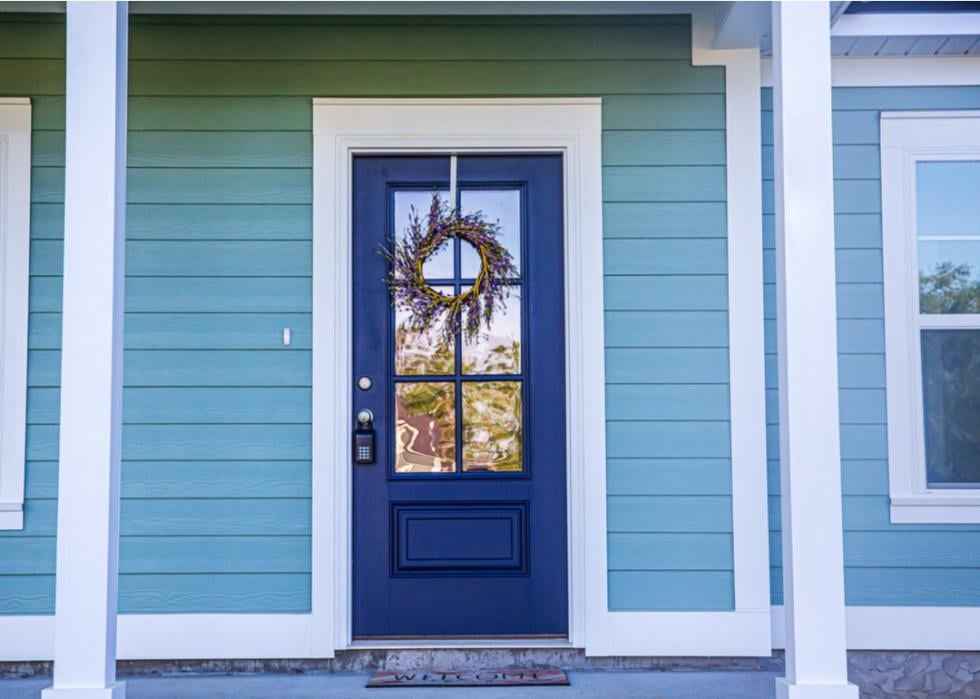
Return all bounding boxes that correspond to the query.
[6,611,773,662]
[772,605,980,651]
[0,614,315,662]
[6,606,980,662]
[591,610,772,657]
[1,615,53,662]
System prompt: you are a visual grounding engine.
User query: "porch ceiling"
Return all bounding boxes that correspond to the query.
[0,1,708,16]
[5,0,979,60]
[725,1,980,57]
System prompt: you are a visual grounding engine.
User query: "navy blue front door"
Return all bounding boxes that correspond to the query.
[352,155,568,638]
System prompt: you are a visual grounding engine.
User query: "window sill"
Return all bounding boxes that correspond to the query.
[890,494,980,524]
[0,503,24,530]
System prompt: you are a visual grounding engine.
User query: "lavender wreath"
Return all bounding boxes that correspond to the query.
[383,193,518,347]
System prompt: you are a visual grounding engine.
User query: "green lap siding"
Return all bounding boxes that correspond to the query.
[0,14,732,614]
[763,85,980,607]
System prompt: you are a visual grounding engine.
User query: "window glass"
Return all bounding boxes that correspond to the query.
[921,330,980,486]
[917,162,980,313]
[459,189,521,278]
[395,382,456,473]
[395,285,455,376]
[394,189,453,280]
[462,286,521,375]
[390,187,525,476]
[462,381,523,472]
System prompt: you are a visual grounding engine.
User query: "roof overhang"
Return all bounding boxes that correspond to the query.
[2,0,978,59]
[0,1,705,15]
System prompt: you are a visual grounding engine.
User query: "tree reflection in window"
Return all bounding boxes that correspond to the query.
[922,329,980,486]
[463,287,521,375]
[920,262,980,314]
[395,286,455,375]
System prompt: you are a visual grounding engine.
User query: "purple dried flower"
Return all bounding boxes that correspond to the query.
[380,192,517,347]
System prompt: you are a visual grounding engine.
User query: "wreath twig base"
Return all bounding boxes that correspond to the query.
[383,193,517,347]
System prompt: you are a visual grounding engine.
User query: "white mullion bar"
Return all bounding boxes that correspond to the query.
[43,2,128,698]
[771,2,858,698]
[918,314,980,329]
[449,154,459,209]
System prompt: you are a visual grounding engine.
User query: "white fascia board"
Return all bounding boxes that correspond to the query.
[761,56,980,87]
[830,2,852,28]
[832,12,980,37]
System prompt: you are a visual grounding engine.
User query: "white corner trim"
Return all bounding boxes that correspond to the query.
[0,615,315,662]
[772,605,980,651]
[692,8,774,622]
[311,98,605,656]
[0,99,31,531]
[880,110,980,525]
[761,56,980,88]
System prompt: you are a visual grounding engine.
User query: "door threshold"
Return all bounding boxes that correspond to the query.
[347,637,574,650]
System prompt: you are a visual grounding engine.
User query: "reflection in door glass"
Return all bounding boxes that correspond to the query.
[395,285,455,375]
[463,381,523,472]
[462,287,521,375]
[395,382,456,473]
[394,189,453,280]
[460,189,521,278]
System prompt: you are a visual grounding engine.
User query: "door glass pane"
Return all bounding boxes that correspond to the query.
[395,382,456,473]
[921,329,980,487]
[917,161,980,313]
[395,285,455,375]
[462,286,521,375]
[462,381,523,472]
[460,189,521,278]
[395,189,453,281]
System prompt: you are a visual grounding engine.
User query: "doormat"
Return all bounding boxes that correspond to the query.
[367,667,569,687]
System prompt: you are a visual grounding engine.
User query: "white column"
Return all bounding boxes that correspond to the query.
[43,2,128,698]
[771,2,858,698]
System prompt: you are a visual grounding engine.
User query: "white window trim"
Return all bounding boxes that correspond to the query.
[881,110,980,524]
[0,98,31,531]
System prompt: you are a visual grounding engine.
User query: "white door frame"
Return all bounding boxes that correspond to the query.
[311,98,606,653]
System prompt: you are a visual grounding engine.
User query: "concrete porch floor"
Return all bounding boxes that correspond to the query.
[0,670,782,698]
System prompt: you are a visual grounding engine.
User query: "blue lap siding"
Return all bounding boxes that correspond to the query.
[0,14,733,614]
[763,85,980,607]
